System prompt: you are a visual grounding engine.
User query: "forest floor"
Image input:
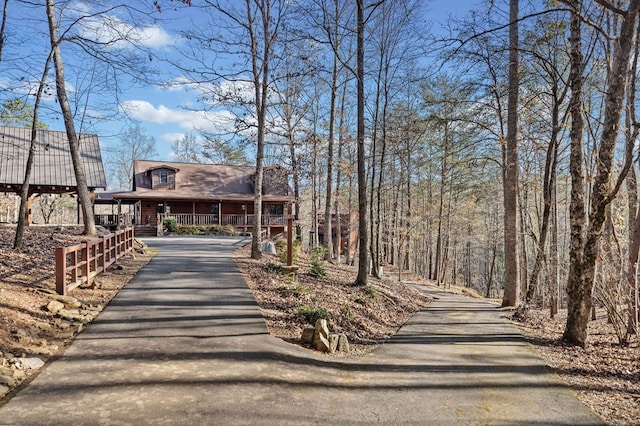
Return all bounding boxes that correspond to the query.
[0,227,638,425]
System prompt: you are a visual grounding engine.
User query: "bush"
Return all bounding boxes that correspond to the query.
[265,262,283,273]
[308,246,326,277]
[276,239,301,265]
[355,285,379,304]
[297,305,330,325]
[162,216,177,233]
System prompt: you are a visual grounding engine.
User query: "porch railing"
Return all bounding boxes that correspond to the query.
[158,213,290,227]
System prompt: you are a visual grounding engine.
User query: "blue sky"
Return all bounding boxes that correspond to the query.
[2,0,480,163]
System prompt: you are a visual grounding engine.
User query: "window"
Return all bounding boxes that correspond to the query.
[159,170,169,184]
[268,204,284,215]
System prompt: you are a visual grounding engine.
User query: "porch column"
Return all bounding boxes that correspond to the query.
[26,194,36,226]
[117,200,122,228]
[218,201,221,226]
[287,203,293,266]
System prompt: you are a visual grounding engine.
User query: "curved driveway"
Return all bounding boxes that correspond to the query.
[0,236,603,425]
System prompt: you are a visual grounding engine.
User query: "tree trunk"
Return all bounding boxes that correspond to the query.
[564,0,640,347]
[46,0,96,237]
[501,0,520,307]
[355,0,368,286]
[14,55,52,249]
[526,85,560,304]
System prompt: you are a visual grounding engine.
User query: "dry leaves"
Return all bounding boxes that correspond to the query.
[234,245,432,353]
[515,308,639,425]
[0,225,154,398]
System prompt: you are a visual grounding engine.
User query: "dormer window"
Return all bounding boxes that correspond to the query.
[148,166,178,189]
[159,170,169,185]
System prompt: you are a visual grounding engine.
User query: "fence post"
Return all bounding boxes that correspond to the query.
[55,247,66,296]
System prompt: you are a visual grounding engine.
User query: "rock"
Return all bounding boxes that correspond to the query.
[313,319,331,352]
[301,326,315,344]
[337,334,350,353]
[86,304,103,312]
[329,333,339,353]
[47,294,82,309]
[0,385,8,398]
[0,375,15,387]
[14,357,44,370]
[57,309,83,322]
[260,241,276,254]
[314,334,331,352]
[34,322,53,332]
[0,367,15,377]
[54,318,71,329]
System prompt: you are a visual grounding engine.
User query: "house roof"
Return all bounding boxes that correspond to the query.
[113,160,294,202]
[0,126,107,191]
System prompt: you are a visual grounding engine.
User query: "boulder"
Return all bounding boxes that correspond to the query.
[57,309,83,322]
[337,334,350,353]
[329,333,339,353]
[301,326,315,344]
[47,294,81,309]
[46,300,65,315]
[0,375,15,387]
[260,241,276,254]
[14,357,44,370]
[313,319,331,352]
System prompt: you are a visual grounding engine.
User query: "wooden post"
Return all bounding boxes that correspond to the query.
[26,195,35,226]
[55,247,66,295]
[287,203,293,266]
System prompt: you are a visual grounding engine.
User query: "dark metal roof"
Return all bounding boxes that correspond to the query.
[113,160,293,202]
[0,126,107,190]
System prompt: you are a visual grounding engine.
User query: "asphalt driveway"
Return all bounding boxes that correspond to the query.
[0,236,603,425]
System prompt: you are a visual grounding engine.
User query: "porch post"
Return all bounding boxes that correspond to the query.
[218,201,221,226]
[117,200,122,229]
[287,203,293,266]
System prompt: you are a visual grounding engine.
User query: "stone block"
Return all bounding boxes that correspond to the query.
[301,326,315,344]
[329,333,339,353]
[46,300,65,315]
[337,334,350,353]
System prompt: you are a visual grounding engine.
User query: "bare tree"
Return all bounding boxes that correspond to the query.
[501,0,520,307]
[563,0,640,347]
[46,0,96,236]
[13,54,52,248]
[108,124,157,190]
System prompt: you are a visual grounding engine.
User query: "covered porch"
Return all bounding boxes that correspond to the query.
[97,194,293,238]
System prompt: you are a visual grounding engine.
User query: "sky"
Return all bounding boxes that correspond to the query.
[2,0,480,166]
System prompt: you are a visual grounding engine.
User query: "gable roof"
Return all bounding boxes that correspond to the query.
[0,126,107,191]
[114,160,293,202]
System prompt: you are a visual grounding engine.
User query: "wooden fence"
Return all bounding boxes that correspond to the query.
[55,227,135,295]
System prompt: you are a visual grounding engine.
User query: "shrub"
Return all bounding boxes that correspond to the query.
[175,225,201,235]
[265,262,282,273]
[355,285,379,304]
[308,246,326,277]
[162,216,177,233]
[297,305,330,325]
[277,284,311,298]
[276,239,301,265]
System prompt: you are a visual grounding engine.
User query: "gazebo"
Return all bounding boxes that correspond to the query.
[0,126,107,224]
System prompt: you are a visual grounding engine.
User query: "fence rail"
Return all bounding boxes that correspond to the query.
[55,227,135,295]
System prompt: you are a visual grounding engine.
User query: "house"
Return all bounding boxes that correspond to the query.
[0,126,107,224]
[102,160,294,237]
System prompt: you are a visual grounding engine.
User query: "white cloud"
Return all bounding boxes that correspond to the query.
[74,6,173,49]
[121,100,236,133]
